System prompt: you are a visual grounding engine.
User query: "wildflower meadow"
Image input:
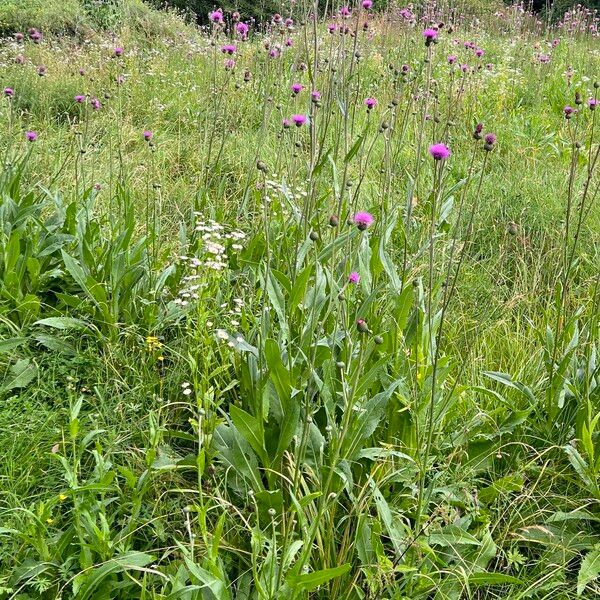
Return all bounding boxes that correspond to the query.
[0,0,600,598]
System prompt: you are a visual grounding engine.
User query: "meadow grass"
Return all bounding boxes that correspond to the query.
[0,1,599,598]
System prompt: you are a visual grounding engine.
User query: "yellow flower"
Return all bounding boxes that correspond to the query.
[146,336,162,352]
[59,494,67,502]
[46,518,54,525]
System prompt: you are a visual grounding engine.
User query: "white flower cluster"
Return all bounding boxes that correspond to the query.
[173,216,245,306]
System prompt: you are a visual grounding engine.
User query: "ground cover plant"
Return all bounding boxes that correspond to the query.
[0,0,599,598]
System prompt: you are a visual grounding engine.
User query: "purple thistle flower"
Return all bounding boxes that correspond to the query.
[291,83,303,95]
[25,131,37,142]
[484,133,497,151]
[14,32,24,42]
[423,28,438,44]
[447,54,457,64]
[75,95,85,103]
[311,90,321,102]
[364,97,377,110]
[285,38,293,47]
[30,30,42,43]
[282,118,291,129]
[15,55,25,65]
[4,87,13,97]
[114,47,124,57]
[328,23,336,33]
[292,114,307,127]
[475,48,484,58]
[362,0,373,8]
[429,143,451,160]
[224,58,235,70]
[349,271,360,284]
[236,22,249,37]
[564,105,575,118]
[209,9,223,23]
[340,6,351,18]
[354,211,374,231]
[37,65,46,76]
[221,44,236,55]
[588,98,598,110]
[473,122,484,140]
[90,98,101,110]
[143,130,153,141]
[232,11,240,21]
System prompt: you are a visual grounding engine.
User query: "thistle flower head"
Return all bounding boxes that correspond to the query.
[423,28,438,44]
[143,130,153,141]
[3,87,13,97]
[236,22,249,37]
[221,44,236,55]
[484,133,497,151]
[209,9,223,23]
[349,271,360,284]
[291,83,303,94]
[354,211,374,230]
[364,97,377,110]
[292,114,307,127]
[429,143,451,160]
[25,131,37,141]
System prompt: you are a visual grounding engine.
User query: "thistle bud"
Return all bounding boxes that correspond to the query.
[356,319,369,333]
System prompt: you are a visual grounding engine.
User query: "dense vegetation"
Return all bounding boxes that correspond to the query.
[0,0,599,598]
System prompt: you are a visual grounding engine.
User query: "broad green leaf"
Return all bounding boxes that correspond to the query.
[34,317,89,330]
[230,404,269,466]
[286,563,351,592]
[578,547,600,595]
[72,551,155,600]
[468,572,523,586]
